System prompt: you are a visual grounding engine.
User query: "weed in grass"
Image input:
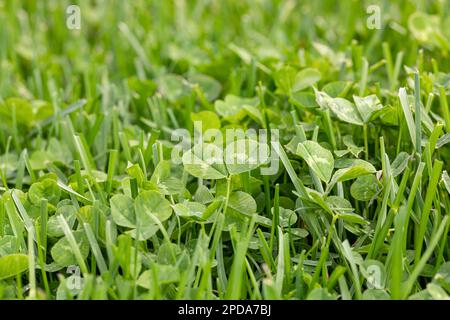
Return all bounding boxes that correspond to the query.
[0,0,449,300]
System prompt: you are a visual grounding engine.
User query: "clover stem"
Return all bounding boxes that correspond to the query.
[223,176,232,216]
[363,124,369,161]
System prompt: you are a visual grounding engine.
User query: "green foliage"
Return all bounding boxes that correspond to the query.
[0,0,449,301]
[0,254,29,280]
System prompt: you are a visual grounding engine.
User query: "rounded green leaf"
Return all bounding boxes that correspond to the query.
[342,135,364,157]
[361,260,386,290]
[391,152,411,178]
[29,150,51,171]
[325,196,353,214]
[350,175,379,201]
[315,89,363,125]
[214,95,259,120]
[274,65,297,95]
[408,12,438,44]
[293,68,321,92]
[0,254,29,280]
[279,207,298,227]
[191,110,221,132]
[433,261,450,290]
[296,141,334,183]
[126,225,159,241]
[322,81,351,97]
[325,196,368,225]
[50,231,89,267]
[224,139,269,175]
[28,178,61,206]
[362,289,390,300]
[426,283,450,300]
[182,143,228,179]
[330,159,376,185]
[173,201,206,220]
[158,74,191,102]
[134,190,172,223]
[353,94,383,123]
[0,98,34,127]
[47,205,78,238]
[290,92,319,109]
[137,265,180,289]
[227,191,257,216]
[306,288,337,300]
[110,194,136,228]
[188,73,221,101]
[289,228,309,239]
[329,98,363,125]
[150,160,185,195]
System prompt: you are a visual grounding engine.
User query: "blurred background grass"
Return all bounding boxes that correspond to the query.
[0,0,448,100]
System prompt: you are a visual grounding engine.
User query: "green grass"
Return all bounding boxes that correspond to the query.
[0,0,450,300]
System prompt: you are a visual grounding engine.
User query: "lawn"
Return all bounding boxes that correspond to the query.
[0,0,450,300]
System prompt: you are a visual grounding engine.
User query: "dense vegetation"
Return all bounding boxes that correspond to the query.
[0,0,450,300]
